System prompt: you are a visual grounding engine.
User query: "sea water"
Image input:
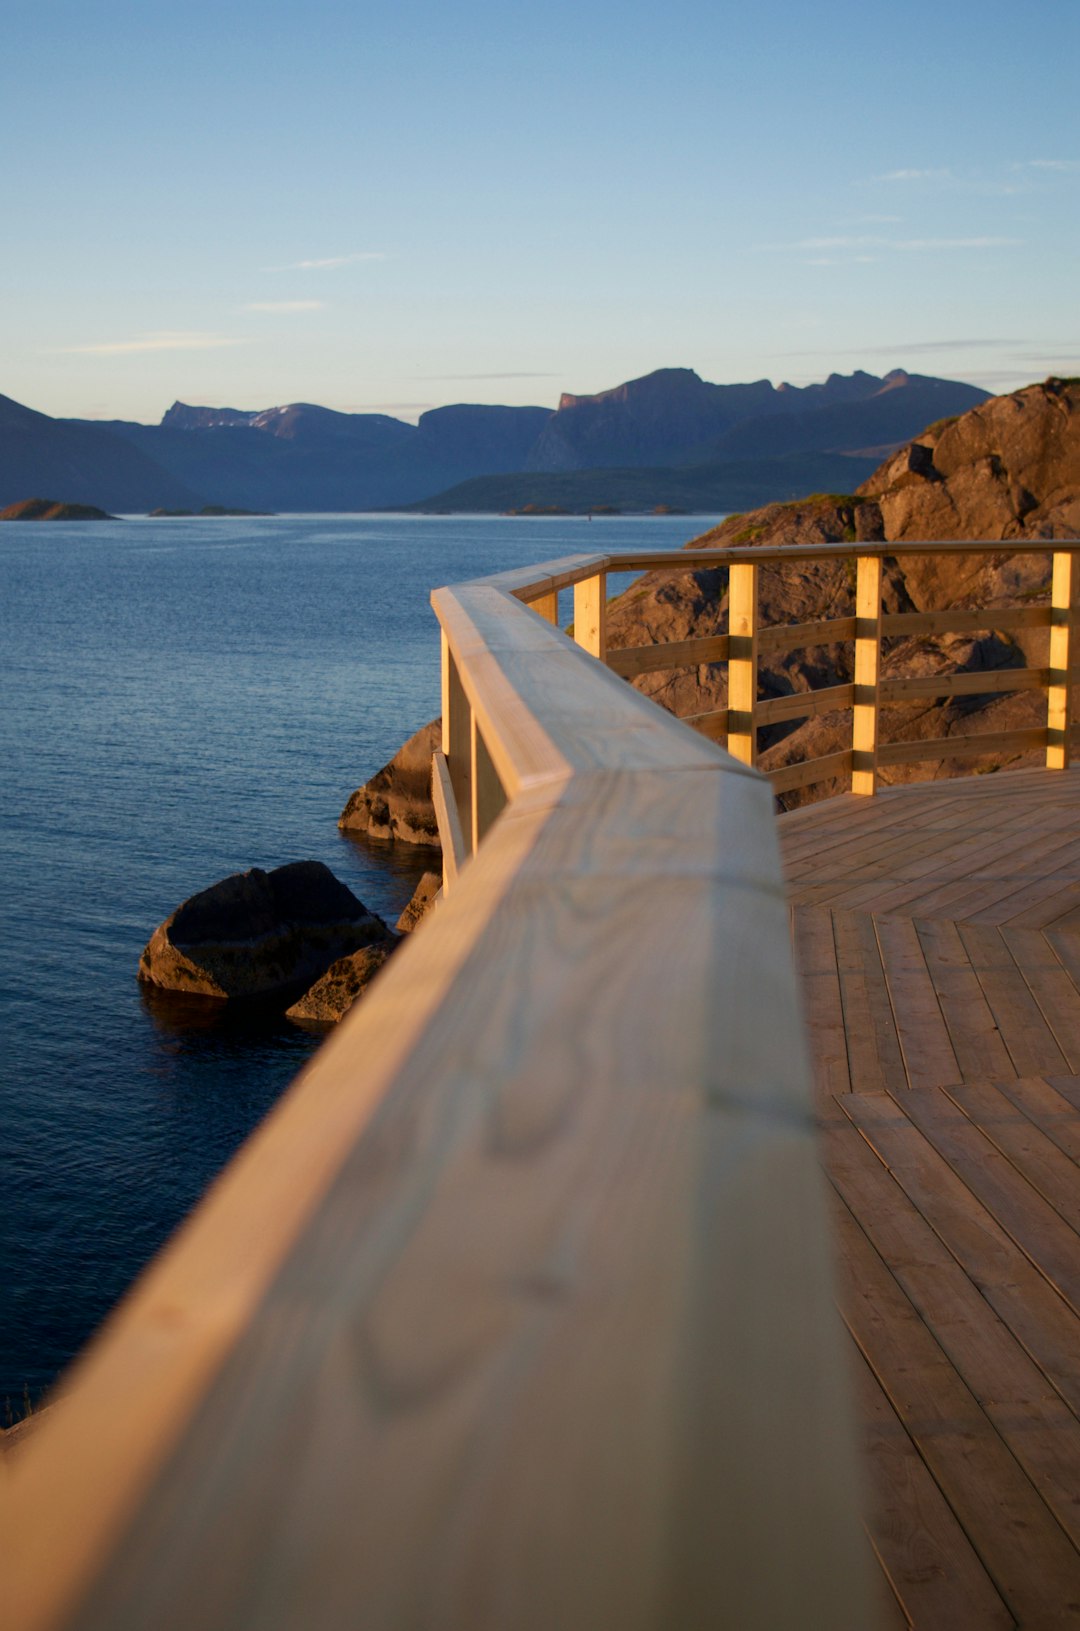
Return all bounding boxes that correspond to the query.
[0,511,720,1405]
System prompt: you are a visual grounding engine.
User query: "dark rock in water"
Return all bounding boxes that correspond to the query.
[395,870,441,932]
[339,719,441,846]
[148,505,273,517]
[0,497,114,521]
[285,941,396,1025]
[137,860,390,1002]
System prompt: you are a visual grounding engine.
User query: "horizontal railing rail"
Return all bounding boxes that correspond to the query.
[7,549,881,1629]
[470,540,1078,801]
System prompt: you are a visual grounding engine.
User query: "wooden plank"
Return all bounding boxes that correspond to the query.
[781,783,1032,909]
[956,923,1070,1079]
[530,589,559,625]
[884,820,1080,924]
[602,539,1071,574]
[846,1336,1015,1631]
[877,727,1048,767]
[843,1092,1080,1419]
[1000,926,1080,1070]
[680,706,730,744]
[606,632,729,679]
[754,682,854,726]
[1047,1074,1080,1114]
[852,555,882,797]
[832,911,908,1093]
[1047,551,1076,770]
[791,908,851,1100]
[757,615,857,654]
[944,1078,1080,1235]
[831,1186,1080,1625]
[431,748,467,892]
[914,918,1016,1082]
[881,605,1051,638]
[827,1116,1080,1555]
[727,561,757,767]
[894,1085,1080,1314]
[780,787,974,874]
[1047,933,1080,993]
[443,635,474,850]
[878,667,1049,703]
[572,571,607,659]
[991,1075,1080,1163]
[768,748,852,796]
[874,916,963,1090]
[471,715,508,850]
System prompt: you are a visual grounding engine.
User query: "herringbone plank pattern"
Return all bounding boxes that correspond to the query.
[782,768,1080,1629]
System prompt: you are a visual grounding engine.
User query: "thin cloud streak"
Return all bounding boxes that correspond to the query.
[768,235,1021,252]
[242,300,325,313]
[419,371,560,381]
[874,167,952,182]
[262,252,386,271]
[1012,159,1080,172]
[774,338,1031,359]
[49,331,246,356]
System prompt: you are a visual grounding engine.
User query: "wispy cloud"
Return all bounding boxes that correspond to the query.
[262,252,386,271]
[242,300,325,313]
[1012,158,1080,173]
[770,234,1020,253]
[874,167,953,183]
[50,331,246,356]
[773,338,1031,359]
[419,371,560,381]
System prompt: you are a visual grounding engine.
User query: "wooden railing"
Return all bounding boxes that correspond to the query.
[6,543,887,1630]
[446,538,1075,824]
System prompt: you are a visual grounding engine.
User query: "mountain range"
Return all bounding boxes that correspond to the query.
[0,367,989,515]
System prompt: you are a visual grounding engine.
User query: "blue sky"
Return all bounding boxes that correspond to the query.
[4,0,1078,423]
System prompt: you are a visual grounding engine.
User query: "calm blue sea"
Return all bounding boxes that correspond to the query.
[0,511,717,1407]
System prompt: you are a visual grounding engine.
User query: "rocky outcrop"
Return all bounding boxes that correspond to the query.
[138,861,390,1001]
[395,871,441,932]
[0,497,114,520]
[285,941,396,1025]
[339,719,442,846]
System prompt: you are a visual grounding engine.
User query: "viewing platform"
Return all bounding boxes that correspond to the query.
[783,768,1080,1626]
[7,540,1079,1631]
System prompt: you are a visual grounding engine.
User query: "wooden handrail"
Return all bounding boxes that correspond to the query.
[8,549,879,1631]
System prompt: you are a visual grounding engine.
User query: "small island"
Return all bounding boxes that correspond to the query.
[0,497,115,521]
[148,505,273,517]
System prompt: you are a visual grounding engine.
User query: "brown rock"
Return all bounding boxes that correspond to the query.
[138,861,389,1002]
[339,719,441,846]
[395,871,441,932]
[286,941,395,1025]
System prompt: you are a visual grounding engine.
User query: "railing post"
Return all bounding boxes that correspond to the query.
[471,715,507,850]
[532,589,559,625]
[1047,550,1075,770]
[442,632,474,850]
[573,572,607,659]
[852,554,882,795]
[727,561,757,766]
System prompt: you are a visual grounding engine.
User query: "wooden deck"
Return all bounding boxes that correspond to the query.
[782,766,1080,1628]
